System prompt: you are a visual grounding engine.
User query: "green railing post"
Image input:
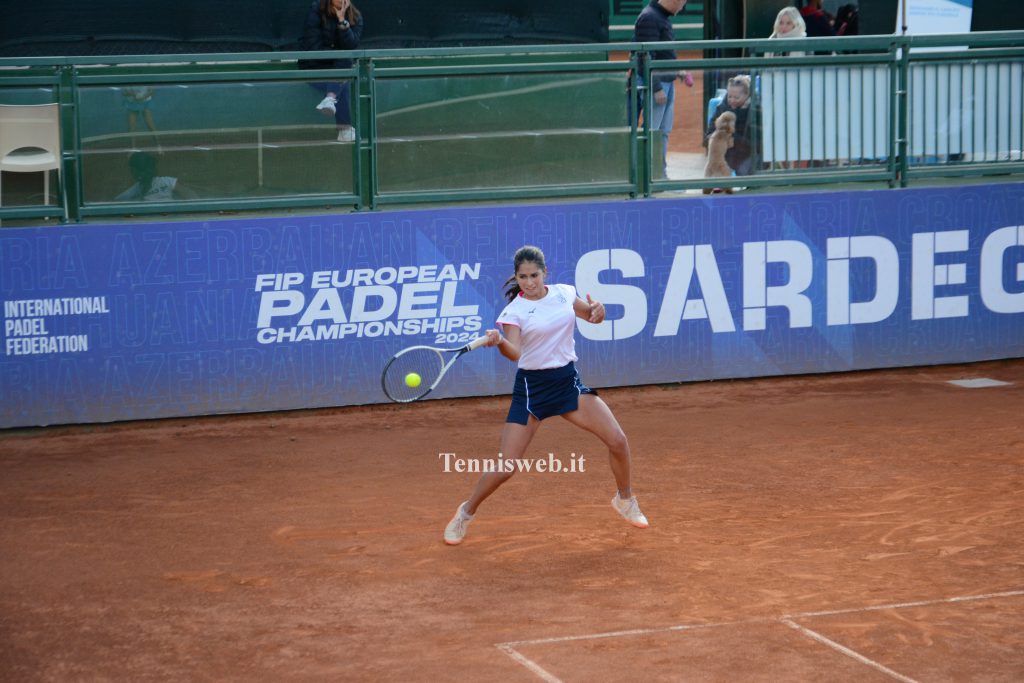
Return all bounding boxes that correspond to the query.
[366,58,378,211]
[638,50,653,198]
[886,43,900,189]
[58,65,82,222]
[897,40,911,188]
[356,57,375,211]
[628,52,641,198]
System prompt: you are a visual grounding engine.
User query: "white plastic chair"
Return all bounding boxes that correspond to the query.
[0,103,62,207]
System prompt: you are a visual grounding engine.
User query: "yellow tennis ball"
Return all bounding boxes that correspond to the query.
[404,372,422,388]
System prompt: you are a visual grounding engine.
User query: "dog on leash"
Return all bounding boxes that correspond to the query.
[703,111,736,194]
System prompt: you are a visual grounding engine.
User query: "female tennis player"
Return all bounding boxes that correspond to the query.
[444,246,648,544]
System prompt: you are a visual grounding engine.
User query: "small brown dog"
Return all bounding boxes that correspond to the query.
[703,111,736,194]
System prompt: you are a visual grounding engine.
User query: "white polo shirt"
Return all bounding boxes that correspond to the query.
[496,283,579,370]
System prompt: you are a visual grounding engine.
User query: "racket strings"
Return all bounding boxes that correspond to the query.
[382,348,446,402]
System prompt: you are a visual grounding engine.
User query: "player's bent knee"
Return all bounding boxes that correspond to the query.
[607,429,629,454]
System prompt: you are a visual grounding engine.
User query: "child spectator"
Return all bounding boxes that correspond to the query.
[115,153,197,202]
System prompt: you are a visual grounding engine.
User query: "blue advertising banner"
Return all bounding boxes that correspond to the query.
[2,183,1023,427]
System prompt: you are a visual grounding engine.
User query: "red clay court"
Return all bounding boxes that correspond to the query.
[2,359,1022,681]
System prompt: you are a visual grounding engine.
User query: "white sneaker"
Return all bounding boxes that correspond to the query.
[336,127,356,142]
[444,501,474,545]
[612,493,649,528]
[316,95,337,116]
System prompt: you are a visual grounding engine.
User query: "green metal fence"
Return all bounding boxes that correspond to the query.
[0,31,1022,224]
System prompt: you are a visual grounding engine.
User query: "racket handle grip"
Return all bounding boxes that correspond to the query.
[467,335,489,351]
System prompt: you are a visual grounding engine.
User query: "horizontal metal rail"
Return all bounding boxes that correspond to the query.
[78,194,361,218]
[75,68,357,85]
[375,60,630,78]
[374,182,638,206]
[9,31,1023,67]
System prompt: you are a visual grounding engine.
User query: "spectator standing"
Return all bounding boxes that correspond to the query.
[800,0,836,38]
[834,4,860,36]
[631,0,693,175]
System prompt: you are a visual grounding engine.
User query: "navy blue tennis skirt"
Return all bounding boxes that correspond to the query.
[506,362,596,425]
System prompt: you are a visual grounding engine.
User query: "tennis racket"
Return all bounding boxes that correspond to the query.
[381,335,489,403]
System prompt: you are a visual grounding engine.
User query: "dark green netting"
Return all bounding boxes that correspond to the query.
[0,0,608,56]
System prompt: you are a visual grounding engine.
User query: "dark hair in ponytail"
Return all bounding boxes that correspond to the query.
[503,245,547,302]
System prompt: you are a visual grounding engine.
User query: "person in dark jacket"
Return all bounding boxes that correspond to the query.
[299,0,363,142]
[834,4,859,36]
[630,0,693,175]
[704,75,756,176]
[800,0,836,38]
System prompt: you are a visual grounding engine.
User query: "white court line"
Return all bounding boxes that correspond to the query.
[781,619,919,683]
[497,644,562,683]
[81,125,628,154]
[497,590,1024,682]
[500,619,752,648]
[784,589,1024,620]
[497,621,753,683]
[947,378,1012,388]
[376,77,607,120]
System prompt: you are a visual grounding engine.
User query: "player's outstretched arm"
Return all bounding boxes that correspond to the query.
[574,294,605,324]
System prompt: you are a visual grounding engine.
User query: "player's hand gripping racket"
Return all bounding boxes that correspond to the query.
[381,336,489,403]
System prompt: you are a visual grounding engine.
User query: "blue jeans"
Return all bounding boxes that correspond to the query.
[631,79,675,174]
[310,81,352,126]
